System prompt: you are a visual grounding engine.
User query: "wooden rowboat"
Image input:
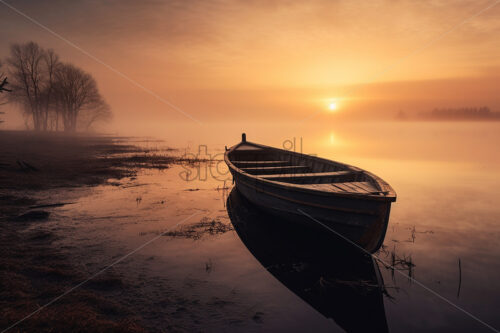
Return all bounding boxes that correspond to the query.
[224,133,397,253]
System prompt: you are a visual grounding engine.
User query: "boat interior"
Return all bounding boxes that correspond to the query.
[229,143,389,196]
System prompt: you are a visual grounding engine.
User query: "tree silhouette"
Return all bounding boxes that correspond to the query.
[53,63,109,132]
[6,42,59,130]
[5,41,112,131]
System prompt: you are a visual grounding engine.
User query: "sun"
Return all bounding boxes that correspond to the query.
[328,102,337,111]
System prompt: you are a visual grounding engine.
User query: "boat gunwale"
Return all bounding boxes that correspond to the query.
[224,140,397,202]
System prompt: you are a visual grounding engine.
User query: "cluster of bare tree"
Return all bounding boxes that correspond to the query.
[4,41,111,131]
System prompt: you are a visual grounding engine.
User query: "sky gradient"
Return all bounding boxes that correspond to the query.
[1,0,499,132]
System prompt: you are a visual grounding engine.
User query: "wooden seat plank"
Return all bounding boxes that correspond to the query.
[242,165,310,175]
[234,161,290,167]
[293,182,382,195]
[342,182,364,192]
[301,184,345,192]
[345,182,370,193]
[299,182,381,195]
[242,165,307,171]
[350,181,379,193]
[234,161,288,165]
[332,183,354,192]
[260,170,353,180]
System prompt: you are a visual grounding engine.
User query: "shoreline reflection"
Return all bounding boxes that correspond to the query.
[227,188,389,332]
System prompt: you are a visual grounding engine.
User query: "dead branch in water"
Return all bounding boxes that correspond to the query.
[158,217,233,240]
[378,245,416,282]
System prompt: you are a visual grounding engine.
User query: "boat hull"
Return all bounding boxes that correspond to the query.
[231,170,391,253]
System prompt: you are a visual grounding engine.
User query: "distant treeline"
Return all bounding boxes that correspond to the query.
[420,107,500,120]
[0,41,111,132]
[397,107,500,121]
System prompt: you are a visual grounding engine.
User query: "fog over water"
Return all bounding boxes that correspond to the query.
[28,120,497,331]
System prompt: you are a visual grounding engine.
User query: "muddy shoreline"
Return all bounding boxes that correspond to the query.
[0,130,178,332]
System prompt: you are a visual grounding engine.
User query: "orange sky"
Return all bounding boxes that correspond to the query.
[1,0,500,131]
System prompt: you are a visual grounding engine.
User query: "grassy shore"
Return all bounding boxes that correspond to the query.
[0,130,175,332]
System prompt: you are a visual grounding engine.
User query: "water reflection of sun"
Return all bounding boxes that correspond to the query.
[326,131,347,148]
[330,132,336,144]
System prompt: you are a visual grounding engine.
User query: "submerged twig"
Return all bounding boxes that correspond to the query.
[159,217,233,240]
[379,245,416,283]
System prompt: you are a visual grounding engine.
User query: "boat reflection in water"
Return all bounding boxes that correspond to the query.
[226,188,389,333]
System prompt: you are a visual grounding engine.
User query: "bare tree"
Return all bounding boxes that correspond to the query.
[6,42,59,131]
[0,61,11,124]
[5,42,111,132]
[40,49,59,130]
[54,63,109,132]
[80,99,112,131]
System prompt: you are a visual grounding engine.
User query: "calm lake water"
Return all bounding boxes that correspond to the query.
[31,121,500,332]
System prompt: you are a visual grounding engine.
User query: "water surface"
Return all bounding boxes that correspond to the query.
[35,122,500,331]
